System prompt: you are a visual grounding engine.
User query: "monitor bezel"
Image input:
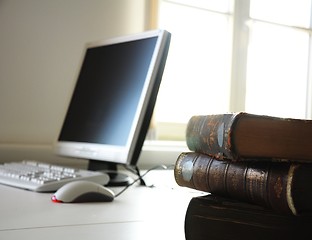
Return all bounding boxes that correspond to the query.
[54,29,171,169]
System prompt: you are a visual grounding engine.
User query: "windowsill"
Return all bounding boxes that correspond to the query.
[0,140,189,169]
[139,140,188,168]
[143,139,187,150]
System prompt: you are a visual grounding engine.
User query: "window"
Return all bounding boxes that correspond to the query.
[151,0,312,141]
[246,0,312,118]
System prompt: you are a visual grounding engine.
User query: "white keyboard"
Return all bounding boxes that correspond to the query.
[0,161,110,192]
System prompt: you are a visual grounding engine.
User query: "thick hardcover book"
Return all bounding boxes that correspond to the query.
[185,194,312,240]
[186,112,312,162]
[174,152,312,216]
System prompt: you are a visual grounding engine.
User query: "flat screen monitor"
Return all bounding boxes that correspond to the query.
[54,29,171,186]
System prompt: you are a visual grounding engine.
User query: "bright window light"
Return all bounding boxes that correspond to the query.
[154,0,312,141]
[155,0,232,124]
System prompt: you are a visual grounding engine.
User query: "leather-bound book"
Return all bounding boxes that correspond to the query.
[186,112,312,162]
[174,152,312,216]
[184,194,312,240]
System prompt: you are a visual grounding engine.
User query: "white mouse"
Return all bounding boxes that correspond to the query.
[51,180,115,203]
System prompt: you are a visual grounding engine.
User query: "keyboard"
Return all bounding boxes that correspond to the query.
[0,161,110,192]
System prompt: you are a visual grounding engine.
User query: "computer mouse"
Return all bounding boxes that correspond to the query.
[51,180,115,203]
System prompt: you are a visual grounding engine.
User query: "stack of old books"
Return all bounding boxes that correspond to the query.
[174,112,312,240]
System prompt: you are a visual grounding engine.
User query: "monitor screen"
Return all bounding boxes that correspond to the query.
[54,29,171,185]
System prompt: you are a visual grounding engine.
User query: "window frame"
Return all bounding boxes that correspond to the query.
[144,0,312,145]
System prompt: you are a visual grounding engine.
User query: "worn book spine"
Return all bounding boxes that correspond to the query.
[186,112,240,160]
[174,152,312,216]
[185,195,312,240]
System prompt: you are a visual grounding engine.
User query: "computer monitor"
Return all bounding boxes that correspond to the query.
[54,29,171,186]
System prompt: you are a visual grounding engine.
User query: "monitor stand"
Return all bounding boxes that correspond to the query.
[88,160,133,187]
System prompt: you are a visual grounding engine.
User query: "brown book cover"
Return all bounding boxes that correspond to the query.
[186,112,312,162]
[174,152,312,216]
[185,194,312,240]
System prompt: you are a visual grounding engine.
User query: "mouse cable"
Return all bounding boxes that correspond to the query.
[114,164,174,198]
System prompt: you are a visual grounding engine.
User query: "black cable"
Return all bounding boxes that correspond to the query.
[114,164,171,198]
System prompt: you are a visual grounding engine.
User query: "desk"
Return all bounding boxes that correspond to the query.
[0,170,204,240]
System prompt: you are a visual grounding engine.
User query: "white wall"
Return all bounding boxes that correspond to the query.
[0,0,187,168]
[0,0,147,145]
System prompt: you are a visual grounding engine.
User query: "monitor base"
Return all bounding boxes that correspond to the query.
[88,160,133,187]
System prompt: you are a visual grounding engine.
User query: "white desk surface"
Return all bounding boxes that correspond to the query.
[0,170,204,240]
